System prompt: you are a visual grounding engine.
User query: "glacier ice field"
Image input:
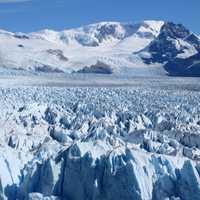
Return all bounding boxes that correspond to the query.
[0,77,200,200]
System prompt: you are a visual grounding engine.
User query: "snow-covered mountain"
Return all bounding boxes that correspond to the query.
[0,20,200,76]
[140,22,200,76]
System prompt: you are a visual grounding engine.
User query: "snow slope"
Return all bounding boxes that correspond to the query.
[0,20,199,76]
[0,21,166,76]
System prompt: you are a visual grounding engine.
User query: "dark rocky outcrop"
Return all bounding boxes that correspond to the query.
[75,61,113,74]
[34,65,64,73]
[164,52,200,76]
[139,22,200,76]
[46,49,68,62]
[14,33,30,40]
[142,22,200,64]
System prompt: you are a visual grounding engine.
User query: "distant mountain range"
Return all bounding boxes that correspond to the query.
[0,20,200,76]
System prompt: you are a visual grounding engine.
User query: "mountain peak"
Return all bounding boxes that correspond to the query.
[160,22,190,39]
[27,20,165,47]
[0,20,199,76]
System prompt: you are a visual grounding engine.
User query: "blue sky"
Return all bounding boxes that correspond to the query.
[0,0,199,33]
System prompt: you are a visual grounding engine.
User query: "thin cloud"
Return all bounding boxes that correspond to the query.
[0,0,31,3]
[0,0,32,14]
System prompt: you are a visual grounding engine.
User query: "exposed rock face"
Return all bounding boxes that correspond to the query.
[140,22,200,76]
[142,22,200,62]
[75,61,113,74]
[14,33,30,40]
[164,52,200,76]
[34,64,64,73]
[46,49,68,62]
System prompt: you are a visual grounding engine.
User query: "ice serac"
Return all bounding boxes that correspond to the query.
[0,86,199,199]
[17,141,198,200]
[176,160,200,200]
[1,21,200,200]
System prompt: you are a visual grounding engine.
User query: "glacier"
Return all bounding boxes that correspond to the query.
[0,78,200,200]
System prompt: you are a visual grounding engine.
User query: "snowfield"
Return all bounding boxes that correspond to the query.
[1,20,200,77]
[0,20,165,75]
[0,76,200,200]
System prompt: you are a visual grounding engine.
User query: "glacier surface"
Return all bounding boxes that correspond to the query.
[0,77,200,200]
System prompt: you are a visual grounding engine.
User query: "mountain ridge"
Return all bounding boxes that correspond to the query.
[0,20,199,76]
